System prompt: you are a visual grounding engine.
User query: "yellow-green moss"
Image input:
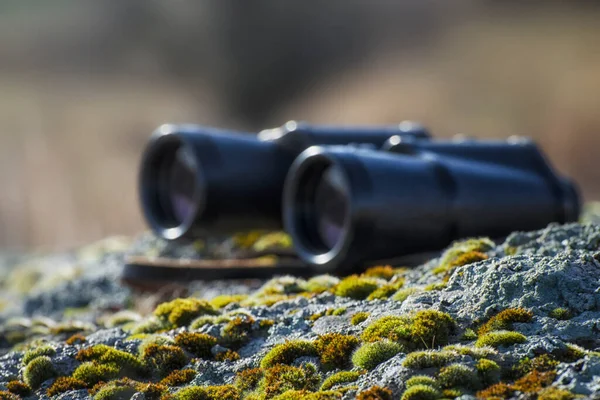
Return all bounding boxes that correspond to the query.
[356,386,393,400]
[139,343,188,378]
[252,231,293,252]
[23,355,57,389]
[424,283,447,292]
[476,359,501,385]
[258,363,321,399]
[93,381,137,400]
[22,344,56,365]
[437,363,479,389]
[271,390,343,400]
[361,310,455,350]
[255,276,308,296]
[476,382,514,399]
[334,276,381,300]
[538,387,576,400]
[216,350,241,362]
[362,265,396,280]
[514,354,559,377]
[72,362,119,386]
[367,280,405,300]
[401,384,440,400]
[210,295,249,310]
[320,371,363,391]
[154,298,219,327]
[442,388,462,398]
[405,376,439,389]
[174,332,217,359]
[315,333,360,371]
[260,340,318,369]
[460,328,477,341]
[559,343,587,362]
[66,333,87,345]
[442,344,497,359]
[234,368,264,393]
[352,340,403,370]
[392,288,420,303]
[477,308,533,335]
[475,330,527,348]
[549,308,572,320]
[6,381,30,397]
[351,312,371,326]
[402,350,458,370]
[159,369,197,386]
[433,251,489,276]
[304,275,340,294]
[130,317,172,335]
[220,314,256,349]
[46,377,88,397]
[76,344,144,376]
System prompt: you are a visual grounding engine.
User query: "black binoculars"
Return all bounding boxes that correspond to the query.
[139,121,580,273]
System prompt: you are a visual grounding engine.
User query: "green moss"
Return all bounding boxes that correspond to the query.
[23,355,57,389]
[130,317,172,335]
[476,359,501,385]
[260,340,318,369]
[351,312,370,326]
[255,276,308,296]
[433,251,489,276]
[558,343,587,362]
[405,376,439,389]
[215,349,241,362]
[272,390,343,400]
[460,329,477,341]
[367,280,405,300]
[356,386,393,400]
[441,344,497,359]
[392,288,420,303]
[477,308,533,335]
[6,381,31,397]
[253,231,293,252]
[154,298,219,327]
[549,308,572,320]
[401,384,440,400]
[93,382,137,400]
[72,362,119,386]
[362,265,396,280]
[88,378,167,400]
[304,275,340,294]
[210,294,248,309]
[330,307,347,316]
[334,276,381,300]
[160,369,197,386]
[234,368,264,393]
[538,387,576,400]
[320,371,363,391]
[352,340,403,370]
[361,310,455,350]
[476,382,514,399]
[46,377,88,397]
[220,314,256,349]
[258,363,321,399]
[437,364,479,389]
[423,283,447,292]
[76,344,144,376]
[139,343,188,378]
[22,344,56,365]
[402,350,458,370]
[475,330,527,348]
[190,316,220,330]
[174,332,217,359]
[315,333,360,371]
[442,388,462,398]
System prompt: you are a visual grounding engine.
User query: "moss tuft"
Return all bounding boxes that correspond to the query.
[549,308,572,320]
[334,276,381,300]
[423,283,447,292]
[172,384,242,400]
[6,381,31,397]
[356,386,393,400]
[260,340,318,369]
[234,368,264,393]
[361,310,455,350]
[477,308,533,335]
[66,333,87,345]
[442,344,497,359]
[304,275,340,294]
[130,317,171,334]
[320,371,363,391]
[220,314,256,349]
[405,375,439,389]
[476,358,501,385]
[513,370,557,393]
[0,391,19,400]
[140,343,188,378]
[538,387,576,400]
[22,344,56,365]
[190,315,220,330]
[93,381,137,400]
[437,363,479,389]
[362,265,396,280]
[402,350,457,370]
[258,363,321,399]
[315,333,360,371]
[514,354,559,378]
[400,384,440,400]
[76,344,144,376]
[159,369,197,386]
[154,298,219,327]
[174,332,217,359]
[352,340,403,370]
[475,330,527,348]
[392,288,420,303]
[367,280,405,300]
[216,350,241,362]
[23,355,57,389]
[46,377,88,397]
[351,312,370,326]
[210,294,249,309]
[72,362,119,386]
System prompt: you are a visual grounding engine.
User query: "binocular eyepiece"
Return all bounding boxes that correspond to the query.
[139,121,580,273]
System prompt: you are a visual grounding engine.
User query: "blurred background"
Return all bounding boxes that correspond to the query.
[1,0,599,251]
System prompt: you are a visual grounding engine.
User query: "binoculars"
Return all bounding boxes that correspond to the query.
[139,121,580,274]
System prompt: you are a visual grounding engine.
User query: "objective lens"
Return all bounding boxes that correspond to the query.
[159,145,198,226]
[313,165,349,250]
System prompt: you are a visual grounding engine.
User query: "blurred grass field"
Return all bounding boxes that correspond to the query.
[1,1,600,250]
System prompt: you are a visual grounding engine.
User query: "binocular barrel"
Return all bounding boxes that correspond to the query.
[283,136,580,273]
[138,121,430,240]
